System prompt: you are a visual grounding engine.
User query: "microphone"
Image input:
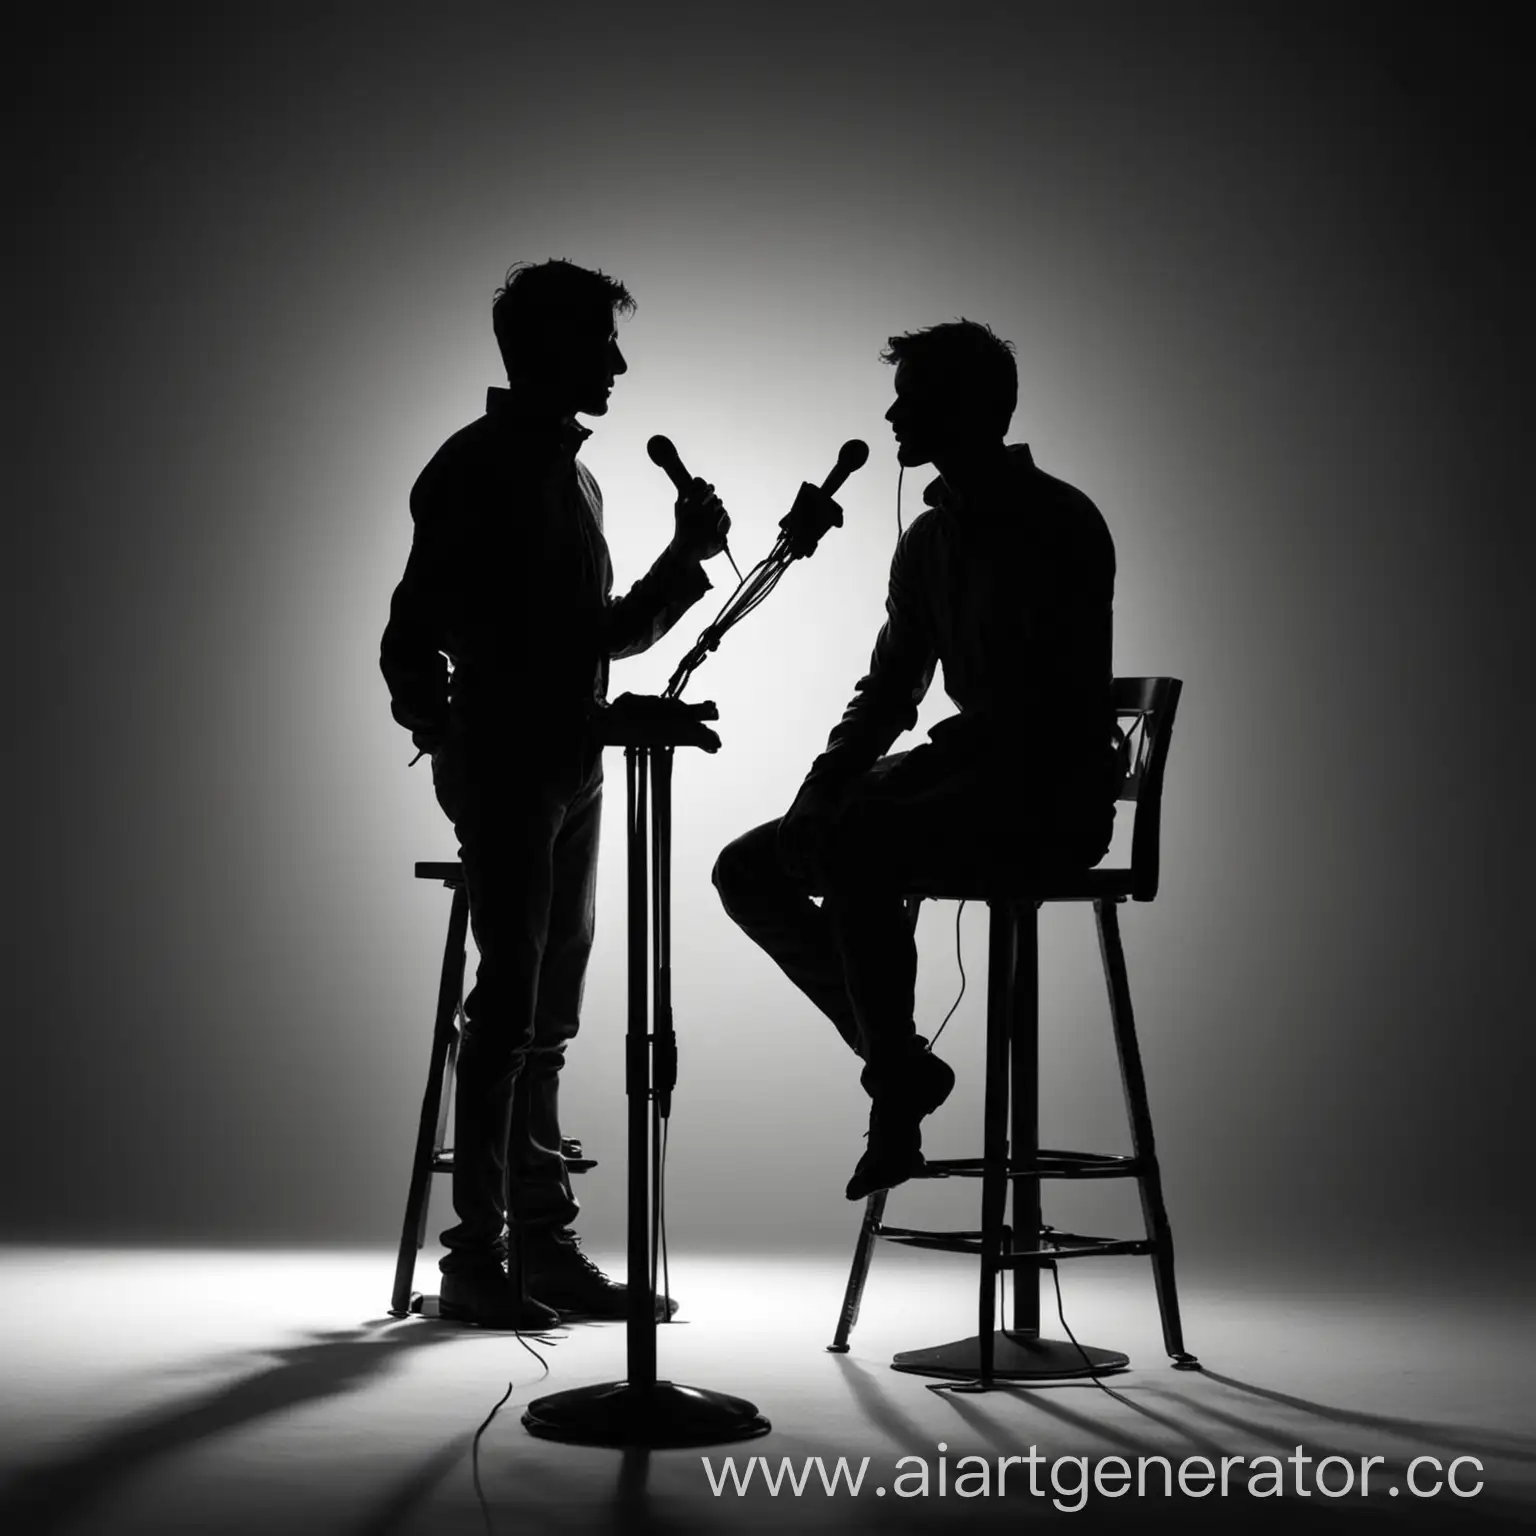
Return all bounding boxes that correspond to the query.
[820,439,870,500]
[780,439,869,557]
[646,434,694,497]
[648,434,734,570]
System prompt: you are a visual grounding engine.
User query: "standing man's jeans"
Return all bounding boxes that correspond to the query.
[431,725,601,1273]
[712,744,1115,1073]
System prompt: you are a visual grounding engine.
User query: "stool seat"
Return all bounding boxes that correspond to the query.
[907,865,1135,905]
[826,677,1199,1384]
[426,1144,597,1176]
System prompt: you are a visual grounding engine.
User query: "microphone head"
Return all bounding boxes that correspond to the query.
[646,434,679,471]
[838,439,870,474]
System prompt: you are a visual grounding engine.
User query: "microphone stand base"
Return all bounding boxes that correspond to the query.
[522,1379,771,1448]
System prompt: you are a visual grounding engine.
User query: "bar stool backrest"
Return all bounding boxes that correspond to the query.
[1112,676,1183,903]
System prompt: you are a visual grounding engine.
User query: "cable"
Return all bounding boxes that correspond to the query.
[470,1382,513,1536]
[471,1336,551,1536]
[472,1381,512,1536]
[663,525,806,699]
[1045,1254,1138,1409]
[664,553,779,698]
[704,543,760,624]
[927,900,967,1051]
[896,463,905,537]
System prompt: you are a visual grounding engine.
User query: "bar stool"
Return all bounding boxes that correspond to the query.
[826,677,1200,1384]
[388,860,596,1317]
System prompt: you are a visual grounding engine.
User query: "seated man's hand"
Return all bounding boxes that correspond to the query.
[672,477,731,562]
[777,780,844,882]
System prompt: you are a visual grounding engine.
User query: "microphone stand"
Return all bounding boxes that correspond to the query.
[522,472,851,1448]
[523,700,767,1446]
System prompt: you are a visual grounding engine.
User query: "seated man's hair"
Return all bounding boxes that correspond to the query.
[880,319,1018,437]
[493,258,636,374]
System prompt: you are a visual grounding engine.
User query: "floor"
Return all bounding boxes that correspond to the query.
[0,1245,1530,1535]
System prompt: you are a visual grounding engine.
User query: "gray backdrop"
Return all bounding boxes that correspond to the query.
[7,2,1528,1285]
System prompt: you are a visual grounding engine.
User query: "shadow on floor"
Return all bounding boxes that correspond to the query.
[819,1354,1535,1532]
[0,1315,564,1536]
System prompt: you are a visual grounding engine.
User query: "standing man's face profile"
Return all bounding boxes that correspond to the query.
[526,302,628,418]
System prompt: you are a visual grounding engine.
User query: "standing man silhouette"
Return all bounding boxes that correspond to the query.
[382,260,728,1327]
[713,320,1123,1202]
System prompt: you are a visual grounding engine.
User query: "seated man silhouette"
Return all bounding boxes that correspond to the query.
[713,320,1122,1200]
[381,259,729,1327]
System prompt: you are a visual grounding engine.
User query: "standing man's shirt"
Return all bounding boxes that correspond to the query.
[802,443,1120,799]
[381,388,711,756]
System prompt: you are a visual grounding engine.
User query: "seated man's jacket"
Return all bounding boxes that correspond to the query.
[802,443,1122,802]
[380,388,712,760]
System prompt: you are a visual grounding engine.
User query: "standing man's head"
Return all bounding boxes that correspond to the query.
[881,320,1017,469]
[493,259,635,418]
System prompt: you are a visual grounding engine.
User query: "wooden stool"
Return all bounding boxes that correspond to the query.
[388,860,596,1317]
[827,678,1201,1384]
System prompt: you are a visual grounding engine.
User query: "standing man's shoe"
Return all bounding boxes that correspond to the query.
[439,1263,561,1330]
[522,1227,680,1320]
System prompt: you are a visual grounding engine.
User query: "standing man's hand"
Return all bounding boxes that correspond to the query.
[671,477,730,561]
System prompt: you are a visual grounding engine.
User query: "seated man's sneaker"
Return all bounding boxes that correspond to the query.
[438,1263,561,1331]
[522,1227,680,1321]
[846,1046,956,1202]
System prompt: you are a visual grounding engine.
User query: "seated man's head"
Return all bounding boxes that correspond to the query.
[493,259,634,418]
[882,320,1017,469]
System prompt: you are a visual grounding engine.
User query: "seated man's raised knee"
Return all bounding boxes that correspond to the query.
[711,836,750,917]
[712,822,787,921]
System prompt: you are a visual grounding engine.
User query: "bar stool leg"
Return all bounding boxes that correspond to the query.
[1095,898,1200,1370]
[417,1011,462,1250]
[827,1189,889,1352]
[890,896,1128,1384]
[976,899,1015,1387]
[1008,900,1041,1336]
[824,896,927,1353]
[390,882,471,1318]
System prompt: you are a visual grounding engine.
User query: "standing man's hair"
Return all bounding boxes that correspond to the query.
[492,259,636,376]
[880,319,1018,437]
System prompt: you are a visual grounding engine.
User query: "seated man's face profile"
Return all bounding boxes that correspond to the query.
[885,358,971,469]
